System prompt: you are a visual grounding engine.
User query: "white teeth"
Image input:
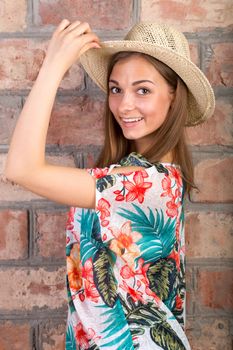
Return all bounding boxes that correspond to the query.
[122,117,143,123]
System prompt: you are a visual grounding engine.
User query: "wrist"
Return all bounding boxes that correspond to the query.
[38,59,65,85]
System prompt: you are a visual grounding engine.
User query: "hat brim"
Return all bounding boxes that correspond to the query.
[80,41,215,126]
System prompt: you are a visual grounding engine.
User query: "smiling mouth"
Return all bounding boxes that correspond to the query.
[121,117,143,124]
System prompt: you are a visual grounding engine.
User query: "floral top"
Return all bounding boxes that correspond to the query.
[65,153,191,350]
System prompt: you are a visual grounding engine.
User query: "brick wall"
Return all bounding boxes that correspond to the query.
[0,1,232,349]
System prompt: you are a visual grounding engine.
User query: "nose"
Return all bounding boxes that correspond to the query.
[118,92,135,114]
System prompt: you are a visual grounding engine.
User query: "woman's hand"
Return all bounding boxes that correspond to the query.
[42,19,101,78]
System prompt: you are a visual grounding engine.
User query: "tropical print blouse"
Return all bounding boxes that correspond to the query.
[65,153,191,350]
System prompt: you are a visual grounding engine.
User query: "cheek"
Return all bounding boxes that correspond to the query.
[108,97,115,114]
[108,97,120,118]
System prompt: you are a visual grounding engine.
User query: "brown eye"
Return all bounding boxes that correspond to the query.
[138,88,150,95]
[109,87,121,94]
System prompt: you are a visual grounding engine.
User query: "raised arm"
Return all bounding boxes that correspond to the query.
[4,20,101,208]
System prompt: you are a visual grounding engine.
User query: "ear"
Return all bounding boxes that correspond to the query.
[169,90,175,107]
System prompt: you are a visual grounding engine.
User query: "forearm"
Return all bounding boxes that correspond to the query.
[5,62,63,180]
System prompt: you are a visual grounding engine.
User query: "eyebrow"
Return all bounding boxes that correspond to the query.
[108,79,155,86]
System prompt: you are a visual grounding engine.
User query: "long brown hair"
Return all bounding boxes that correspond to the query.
[96,51,195,194]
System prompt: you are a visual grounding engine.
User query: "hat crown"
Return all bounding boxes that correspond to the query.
[125,23,190,60]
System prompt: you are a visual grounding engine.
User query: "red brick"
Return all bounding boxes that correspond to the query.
[189,42,199,66]
[0,96,22,145]
[40,321,66,350]
[1,154,75,202]
[197,268,233,312]
[0,321,31,350]
[0,39,84,90]
[0,267,66,311]
[0,0,27,32]
[141,0,233,31]
[191,157,233,203]
[186,317,232,350]
[47,96,104,146]
[0,210,28,260]
[204,42,233,87]
[35,211,67,258]
[36,0,133,29]
[185,212,233,259]
[187,96,233,146]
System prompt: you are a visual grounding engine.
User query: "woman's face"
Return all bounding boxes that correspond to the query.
[108,55,174,153]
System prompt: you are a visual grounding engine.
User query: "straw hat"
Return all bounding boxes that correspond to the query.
[80,22,215,126]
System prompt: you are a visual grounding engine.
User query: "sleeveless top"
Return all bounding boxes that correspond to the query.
[65,153,191,350]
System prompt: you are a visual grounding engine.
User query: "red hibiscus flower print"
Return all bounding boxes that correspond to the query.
[66,207,75,231]
[82,258,94,281]
[81,258,100,303]
[120,265,135,279]
[122,170,152,203]
[161,175,173,198]
[90,167,109,179]
[134,258,150,285]
[175,294,183,310]
[109,221,142,267]
[96,198,110,227]
[120,280,144,303]
[168,250,180,270]
[74,323,100,349]
[167,166,183,188]
[166,196,180,218]
[84,279,100,303]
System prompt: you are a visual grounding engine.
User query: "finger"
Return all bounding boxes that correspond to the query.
[63,20,81,33]
[54,19,71,34]
[79,41,101,56]
[66,21,93,37]
[78,32,102,51]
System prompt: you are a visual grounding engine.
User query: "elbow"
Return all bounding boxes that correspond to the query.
[4,160,25,184]
[4,166,19,184]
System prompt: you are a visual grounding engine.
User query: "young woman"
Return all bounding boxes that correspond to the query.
[5,20,215,349]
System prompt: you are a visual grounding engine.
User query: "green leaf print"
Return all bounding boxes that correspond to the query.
[147,258,177,300]
[120,297,186,350]
[118,204,176,263]
[79,210,102,265]
[96,175,116,192]
[95,300,134,349]
[126,299,166,327]
[65,324,76,350]
[93,248,118,308]
[150,322,186,350]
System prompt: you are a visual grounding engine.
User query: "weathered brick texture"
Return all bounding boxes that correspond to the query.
[0,39,84,90]
[0,267,66,311]
[141,0,233,31]
[35,0,133,29]
[187,96,233,146]
[0,0,28,32]
[0,0,232,349]
[204,42,233,87]
[40,321,66,350]
[35,211,67,259]
[47,96,105,146]
[0,210,28,260]
[0,321,31,350]
[185,212,233,258]
[191,157,233,203]
[197,268,233,312]
[186,318,232,350]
